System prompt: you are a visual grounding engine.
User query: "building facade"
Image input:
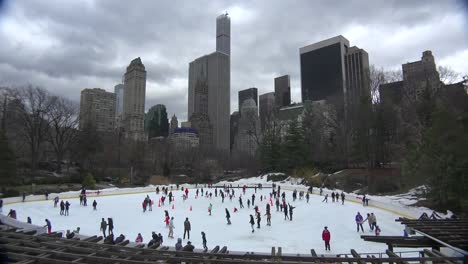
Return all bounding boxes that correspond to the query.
[79,88,116,132]
[259,92,275,131]
[234,99,259,156]
[114,83,124,128]
[344,47,370,109]
[230,111,240,151]
[170,127,200,151]
[238,87,258,115]
[170,114,178,134]
[274,75,291,108]
[216,13,230,56]
[300,36,350,103]
[380,50,443,106]
[188,51,230,151]
[123,57,146,141]
[402,50,441,100]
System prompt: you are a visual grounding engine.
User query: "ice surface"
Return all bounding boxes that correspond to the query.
[3,184,413,255]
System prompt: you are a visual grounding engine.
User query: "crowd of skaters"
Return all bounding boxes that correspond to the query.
[1,182,386,252]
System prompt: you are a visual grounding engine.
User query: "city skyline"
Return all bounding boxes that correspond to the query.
[0,1,467,121]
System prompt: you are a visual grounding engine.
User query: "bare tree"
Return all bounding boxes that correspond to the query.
[13,86,56,175]
[438,65,460,84]
[47,96,79,173]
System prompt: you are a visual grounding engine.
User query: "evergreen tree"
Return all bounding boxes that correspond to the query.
[282,119,307,170]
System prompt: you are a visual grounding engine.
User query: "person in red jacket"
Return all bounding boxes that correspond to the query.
[322,226,331,251]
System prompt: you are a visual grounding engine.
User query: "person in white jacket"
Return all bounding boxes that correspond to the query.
[168,217,175,238]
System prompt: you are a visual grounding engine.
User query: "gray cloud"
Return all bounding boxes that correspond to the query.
[0,0,467,121]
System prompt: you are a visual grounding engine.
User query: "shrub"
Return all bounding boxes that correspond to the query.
[82,173,96,189]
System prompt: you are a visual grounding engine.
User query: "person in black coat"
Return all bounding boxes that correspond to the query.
[249,214,255,233]
[182,241,194,252]
[256,212,261,228]
[114,234,125,244]
[108,218,114,235]
[288,204,295,221]
[225,208,231,224]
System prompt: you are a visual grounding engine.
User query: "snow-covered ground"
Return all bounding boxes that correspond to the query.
[2,177,420,255]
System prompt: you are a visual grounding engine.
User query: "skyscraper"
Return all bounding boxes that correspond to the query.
[345,46,370,108]
[274,75,291,107]
[259,92,275,131]
[188,52,230,151]
[300,35,349,103]
[79,88,115,132]
[238,87,258,114]
[123,57,146,141]
[114,84,124,114]
[216,13,230,56]
[299,35,370,111]
[114,83,124,128]
[188,13,231,152]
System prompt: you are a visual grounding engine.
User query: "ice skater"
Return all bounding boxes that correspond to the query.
[288,204,295,221]
[306,192,310,203]
[322,226,331,251]
[225,208,231,225]
[256,212,261,229]
[64,201,70,216]
[249,214,255,233]
[60,200,65,215]
[239,196,244,208]
[201,231,208,252]
[184,218,191,239]
[100,218,108,238]
[341,192,345,204]
[92,200,97,210]
[355,212,364,232]
[322,194,328,203]
[44,219,52,233]
[168,217,175,238]
[108,218,114,235]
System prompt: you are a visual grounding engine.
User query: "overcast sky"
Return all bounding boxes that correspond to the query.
[0,0,467,121]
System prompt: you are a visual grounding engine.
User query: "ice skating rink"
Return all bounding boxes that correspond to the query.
[3,187,407,254]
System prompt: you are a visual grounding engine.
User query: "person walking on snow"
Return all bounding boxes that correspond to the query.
[225,208,231,224]
[184,218,191,239]
[249,214,255,233]
[168,217,175,238]
[322,226,331,251]
[100,218,108,238]
[355,212,364,232]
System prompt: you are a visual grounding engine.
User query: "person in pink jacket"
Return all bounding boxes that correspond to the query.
[135,233,143,243]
